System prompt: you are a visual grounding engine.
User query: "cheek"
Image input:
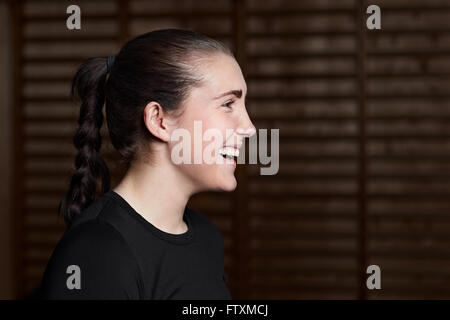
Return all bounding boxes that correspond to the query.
[170,111,238,191]
[176,128,237,191]
[203,112,232,130]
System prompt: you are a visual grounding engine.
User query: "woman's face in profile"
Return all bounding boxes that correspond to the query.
[169,53,256,193]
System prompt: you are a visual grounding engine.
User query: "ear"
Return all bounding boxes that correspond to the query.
[143,101,171,142]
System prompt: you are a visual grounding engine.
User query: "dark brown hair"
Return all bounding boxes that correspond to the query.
[59,29,233,225]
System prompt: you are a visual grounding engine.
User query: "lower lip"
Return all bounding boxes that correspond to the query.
[221,155,236,167]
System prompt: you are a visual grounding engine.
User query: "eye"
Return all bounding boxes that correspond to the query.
[222,100,234,109]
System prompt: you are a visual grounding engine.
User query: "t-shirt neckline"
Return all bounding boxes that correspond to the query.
[103,189,195,245]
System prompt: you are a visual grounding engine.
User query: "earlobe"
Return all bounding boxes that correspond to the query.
[143,101,171,142]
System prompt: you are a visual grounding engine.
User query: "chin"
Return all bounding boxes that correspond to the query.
[218,177,237,192]
[196,176,237,193]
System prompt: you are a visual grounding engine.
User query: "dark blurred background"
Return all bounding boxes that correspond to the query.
[1,0,450,299]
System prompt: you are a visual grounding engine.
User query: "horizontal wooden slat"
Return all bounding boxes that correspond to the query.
[14,0,450,300]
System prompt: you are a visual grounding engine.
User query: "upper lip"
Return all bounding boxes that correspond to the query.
[223,144,242,150]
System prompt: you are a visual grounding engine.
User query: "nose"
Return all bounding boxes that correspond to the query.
[236,107,256,138]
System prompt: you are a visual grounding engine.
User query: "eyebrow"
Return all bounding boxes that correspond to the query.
[213,89,242,100]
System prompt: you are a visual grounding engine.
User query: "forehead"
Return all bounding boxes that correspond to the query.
[191,54,247,99]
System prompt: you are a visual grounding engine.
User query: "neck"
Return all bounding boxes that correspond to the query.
[112,155,194,235]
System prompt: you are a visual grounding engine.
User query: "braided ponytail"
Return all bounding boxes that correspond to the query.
[59,57,112,225]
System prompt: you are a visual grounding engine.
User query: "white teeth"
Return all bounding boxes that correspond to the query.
[219,147,239,158]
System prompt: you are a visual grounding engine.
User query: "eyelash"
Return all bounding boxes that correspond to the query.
[221,97,248,109]
[222,100,235,109]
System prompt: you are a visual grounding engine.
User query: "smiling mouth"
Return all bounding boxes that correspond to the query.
[219,147,239,161]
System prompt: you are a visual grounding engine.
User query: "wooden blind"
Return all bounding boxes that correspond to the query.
[15,0,123,296]
[365,0,450,299]
[12,0,450,299]
[244,0,360,299]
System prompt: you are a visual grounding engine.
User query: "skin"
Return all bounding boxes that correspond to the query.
[113,53,256,235]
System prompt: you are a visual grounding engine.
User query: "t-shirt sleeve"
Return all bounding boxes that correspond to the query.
[40,218,143,299]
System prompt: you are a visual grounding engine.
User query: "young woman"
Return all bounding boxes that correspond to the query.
[39,29,256,299]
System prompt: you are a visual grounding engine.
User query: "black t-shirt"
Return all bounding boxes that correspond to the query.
[39,189,232,300]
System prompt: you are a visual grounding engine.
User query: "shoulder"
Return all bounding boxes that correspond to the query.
[40,218,143,299]
[59,216,131,256]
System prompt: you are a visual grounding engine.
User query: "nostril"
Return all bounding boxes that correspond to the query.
[237,127,256,137]
[248,125,256,137]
